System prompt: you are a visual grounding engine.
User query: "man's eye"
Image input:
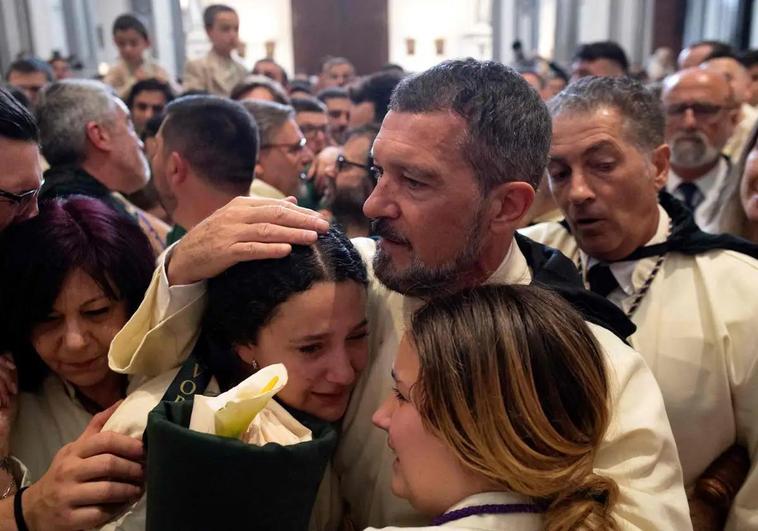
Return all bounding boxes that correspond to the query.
[549,168,569,181]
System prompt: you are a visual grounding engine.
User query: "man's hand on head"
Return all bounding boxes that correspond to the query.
[166,196,330,286]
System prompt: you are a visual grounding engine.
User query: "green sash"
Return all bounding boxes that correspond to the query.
[144,339,338,530]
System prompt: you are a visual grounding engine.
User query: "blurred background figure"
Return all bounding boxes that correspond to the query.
[104,14,173,99]
[348,70,404,127]
[125,78,175,136]
[647,47,677,82]
[318,87,351,144]
[570,40,629,82]
[47,51,76,81]
[318,56,356,90]
[328,124,379,238]
[253,57,289,88]
[4,57,54,107]
[230,74,289,104]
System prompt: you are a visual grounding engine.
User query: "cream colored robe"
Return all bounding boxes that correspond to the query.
[107,237,692,530]
[182,50,247,97]
[521,208,758,531]
[9,371,180,530]
[365,491,542,530]
[250,179,286,200]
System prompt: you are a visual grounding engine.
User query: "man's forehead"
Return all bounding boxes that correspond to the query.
[551,109,628,155]
[135,90,167,103]
[8,70,46,82]
[297,111,327,124]
[326,98,350,109]
[664,80,728,103]
[272,119,303,141]
[373,111,465,158]
[344,135,371,156]
[0,138,42,189]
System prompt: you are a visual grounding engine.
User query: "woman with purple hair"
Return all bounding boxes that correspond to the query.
[0,196,154,529]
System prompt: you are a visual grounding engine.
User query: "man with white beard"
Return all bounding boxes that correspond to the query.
[662,68,739,230]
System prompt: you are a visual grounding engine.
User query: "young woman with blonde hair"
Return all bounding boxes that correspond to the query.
[371,284,617,530]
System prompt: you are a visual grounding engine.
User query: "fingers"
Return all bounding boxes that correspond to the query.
[228,195,317,218]
[235,222,323,246]
[228,203,329,233]
[69,481,143,506]
[229,242,293,262]
[80,401,123,438]
[76,431,144,462]
[73,453,144,484]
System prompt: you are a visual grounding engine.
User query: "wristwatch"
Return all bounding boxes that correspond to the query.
[0,456,20,499]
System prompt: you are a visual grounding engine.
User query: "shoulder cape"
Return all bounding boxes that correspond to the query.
[514,233,636,341]
[558,192,758,260]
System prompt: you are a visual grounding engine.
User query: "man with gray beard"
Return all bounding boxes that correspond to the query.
[662,68,739,230]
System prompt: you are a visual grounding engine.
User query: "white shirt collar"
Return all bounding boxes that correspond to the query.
[666,156,729,228]
[666,156,726,196]
[584,205,669,297]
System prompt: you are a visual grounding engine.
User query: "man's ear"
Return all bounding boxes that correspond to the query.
[651,144,671,191]
[168,152,189,188]
[84,121,112,153]
[254,160,265,180]
[485,181,536,234]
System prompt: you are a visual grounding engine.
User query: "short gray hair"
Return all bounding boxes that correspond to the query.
[241,100,294,146]
[390,58,551,191]
[36,80,117,166]
[548,76,664,151]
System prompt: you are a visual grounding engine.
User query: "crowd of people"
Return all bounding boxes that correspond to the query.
[0,2,757,530]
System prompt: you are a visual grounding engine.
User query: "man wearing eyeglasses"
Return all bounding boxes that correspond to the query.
[291,97,330,155]
[244,100,314,199]
[329,124,380,238]
[0,87,42,233]
[662,68,739,230]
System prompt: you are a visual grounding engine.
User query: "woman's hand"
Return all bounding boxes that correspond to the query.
[166,196,330,286]
[22,402,144,531]
[0,353,18,457]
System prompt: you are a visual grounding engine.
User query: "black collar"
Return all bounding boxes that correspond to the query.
[559,192,758,261]
[515,233,636,340]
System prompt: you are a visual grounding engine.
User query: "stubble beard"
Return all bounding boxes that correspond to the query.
[372,211,487,299]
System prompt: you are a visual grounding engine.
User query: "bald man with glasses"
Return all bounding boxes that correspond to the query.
[662,68,740,230]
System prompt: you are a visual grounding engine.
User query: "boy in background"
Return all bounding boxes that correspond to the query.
[104,14,173,98]
[183,4,247,96]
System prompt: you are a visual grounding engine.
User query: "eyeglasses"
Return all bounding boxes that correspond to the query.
[0,179,44,207]
[261,136,308,154]
[664,102,731,123]
[336,154,382,182]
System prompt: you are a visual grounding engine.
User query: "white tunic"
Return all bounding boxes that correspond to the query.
[521,206,758,530]
[107,237,692,531]
[365,491,543,531]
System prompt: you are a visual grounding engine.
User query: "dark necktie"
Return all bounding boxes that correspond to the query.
[677,182,703,212]
[587,264,619,297]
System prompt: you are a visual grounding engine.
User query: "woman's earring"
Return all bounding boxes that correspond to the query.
[250,359,259,371]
